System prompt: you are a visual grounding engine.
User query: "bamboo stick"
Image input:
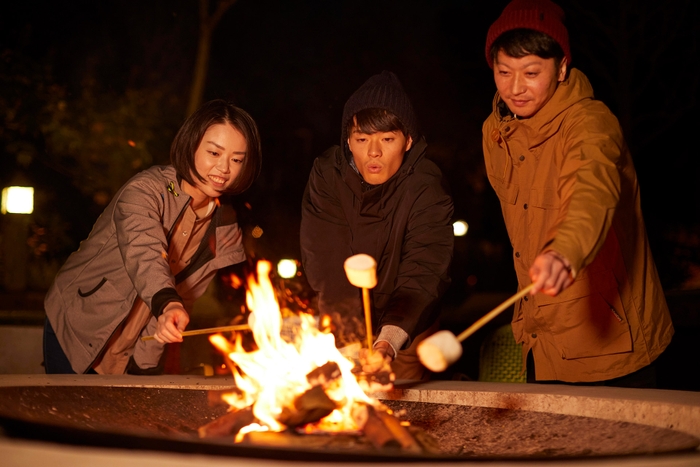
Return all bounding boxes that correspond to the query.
[140,324,250,341]
[456,283,534,342]
[362,287,373,354]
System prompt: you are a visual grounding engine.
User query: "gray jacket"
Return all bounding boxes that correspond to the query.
[45,165,246,373]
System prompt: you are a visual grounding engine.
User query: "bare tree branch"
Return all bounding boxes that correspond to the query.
[186,0,238,117]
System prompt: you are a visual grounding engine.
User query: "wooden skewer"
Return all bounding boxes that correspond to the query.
[456,283,535,342]
[361,287,373,354]
[140,324,250,341]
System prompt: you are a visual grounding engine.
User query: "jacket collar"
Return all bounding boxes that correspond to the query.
[492,68,594,145]
[334,137,428,198]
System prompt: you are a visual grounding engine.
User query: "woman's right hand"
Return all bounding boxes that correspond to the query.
[153,305,190,344]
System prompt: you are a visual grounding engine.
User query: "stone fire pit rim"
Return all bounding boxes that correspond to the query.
[1,375,699,443]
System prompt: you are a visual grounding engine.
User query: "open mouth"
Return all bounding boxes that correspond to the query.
[366,164,383,174]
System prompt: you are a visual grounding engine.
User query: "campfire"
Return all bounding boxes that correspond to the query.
[198,260,435,453]
[2,257,698,461]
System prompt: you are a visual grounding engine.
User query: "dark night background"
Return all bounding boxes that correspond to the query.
[1,0,699,385]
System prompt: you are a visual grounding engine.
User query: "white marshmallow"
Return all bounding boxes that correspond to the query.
[344,254,377,289]
[417,330,463,372]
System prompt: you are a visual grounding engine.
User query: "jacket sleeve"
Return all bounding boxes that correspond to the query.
[112,177,183,317]
[543,103,623,275]
[379,173,454,343]
[300,156,360,316]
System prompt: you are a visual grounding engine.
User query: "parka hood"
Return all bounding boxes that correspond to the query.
[493,68,594,144]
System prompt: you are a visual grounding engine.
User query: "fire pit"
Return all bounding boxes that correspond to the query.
[4,263,699,465]
[1,375,699,466]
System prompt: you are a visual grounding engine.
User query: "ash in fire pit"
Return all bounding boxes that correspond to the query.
[383,400,700,458]
[0,385,697,462]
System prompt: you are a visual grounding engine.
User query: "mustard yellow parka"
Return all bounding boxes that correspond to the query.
[482,68,674,382]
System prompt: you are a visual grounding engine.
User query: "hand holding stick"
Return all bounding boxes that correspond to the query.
[417,284,534,372]
[344,254,377,354]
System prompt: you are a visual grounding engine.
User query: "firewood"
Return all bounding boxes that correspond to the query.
[406,425,442,455]
[206,389,240,408]
[374,408,422,454]
[242,430,360,449]
[364,405,401,450]
[306,361,341,387]
[242,430,303,448]
[197,407,254,438]
[355,370,395,393]
[277,385,337,428]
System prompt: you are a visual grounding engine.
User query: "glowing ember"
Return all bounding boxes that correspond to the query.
[224,273,243,289]
[209,260,383,441]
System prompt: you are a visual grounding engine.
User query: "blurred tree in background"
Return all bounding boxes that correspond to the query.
[40,79,176,205]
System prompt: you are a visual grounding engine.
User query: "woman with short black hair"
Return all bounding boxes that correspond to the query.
[44,99,262,375]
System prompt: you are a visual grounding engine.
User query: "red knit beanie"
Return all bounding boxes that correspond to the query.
[485,0,571,68]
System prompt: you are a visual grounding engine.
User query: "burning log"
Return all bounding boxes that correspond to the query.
[207,389,236,408]
[233,402,433,454]
[199,261,437,454]
[306,361,341,387]
[363,405,402,450]
[198,407,254,438]
[371,406,422,453]
[278,361,343,427]
[354,369,394,393]
[278,385,338,428]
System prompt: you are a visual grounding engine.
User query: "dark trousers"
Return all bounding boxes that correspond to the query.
[43,317,97,374]
[526,351,657,388]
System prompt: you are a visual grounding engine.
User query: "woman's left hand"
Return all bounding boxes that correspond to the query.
[154,306,190,344]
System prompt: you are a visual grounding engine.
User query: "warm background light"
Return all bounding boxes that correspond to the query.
[277,259,297,279]
[1,187,34,214]
[251,225,264,238]
[453,220,468,237]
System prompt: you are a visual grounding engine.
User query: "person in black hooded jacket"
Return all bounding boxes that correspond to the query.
[300,71,454,380]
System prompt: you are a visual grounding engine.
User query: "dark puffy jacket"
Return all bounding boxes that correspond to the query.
[300,139,454,346]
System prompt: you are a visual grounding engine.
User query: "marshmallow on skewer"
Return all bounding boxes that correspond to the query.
[417,284,534,372]
[417,330,463,372]
[344,254,378,354]
[344,254,377,289]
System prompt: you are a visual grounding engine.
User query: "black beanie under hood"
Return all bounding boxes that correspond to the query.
[341,71,420,153]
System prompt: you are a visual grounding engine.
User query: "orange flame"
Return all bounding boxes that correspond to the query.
[225,273,243,289]
[210,260,379,439]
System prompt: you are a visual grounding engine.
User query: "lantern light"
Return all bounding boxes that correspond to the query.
[453,220,468,237]
[277,259,298,279]
[1,186,34,214]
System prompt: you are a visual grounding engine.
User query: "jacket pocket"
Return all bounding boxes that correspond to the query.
[66,278,132,346]
[536,271,632,359]
[78,277,108,297]
[528,186,560,209]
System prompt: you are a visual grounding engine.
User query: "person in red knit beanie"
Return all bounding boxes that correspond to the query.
[480,0,673,386]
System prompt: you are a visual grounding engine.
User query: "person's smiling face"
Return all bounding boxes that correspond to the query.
[347,125,413,185]
[183,123,247,202]
[493,50,567,118]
